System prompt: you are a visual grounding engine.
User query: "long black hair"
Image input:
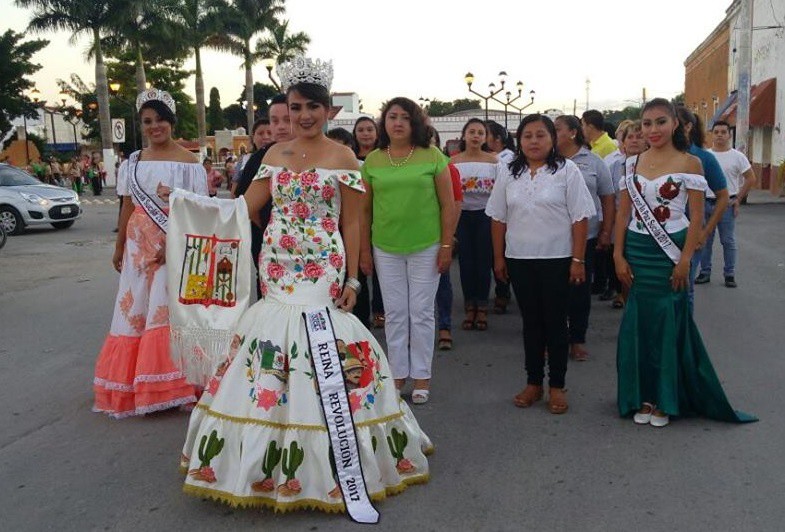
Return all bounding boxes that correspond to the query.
[555,115,589,150]
[378,97,431,149]
[352,116,378,156]
[674,105,705,147]
[486,120,515,152]
[642,98,689,151]
[509,114,564,177]
[458,118,490,152]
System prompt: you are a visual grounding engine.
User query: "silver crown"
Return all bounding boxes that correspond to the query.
[276,56,333,92]
[136,88,176,115]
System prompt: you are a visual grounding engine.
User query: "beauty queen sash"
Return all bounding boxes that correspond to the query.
[303,307,380,525]
[626,156,682,264]
[128,150,169,233]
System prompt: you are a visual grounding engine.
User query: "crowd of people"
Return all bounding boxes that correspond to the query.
[90,55,757,519]
[25,151,106,195]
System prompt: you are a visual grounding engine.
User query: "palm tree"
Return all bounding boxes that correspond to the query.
[167,0,228,156]
[254,19,310,66]
[221,0,284,132]
[16,0,127,162]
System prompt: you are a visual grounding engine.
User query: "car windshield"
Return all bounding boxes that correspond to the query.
[0,165,43,186]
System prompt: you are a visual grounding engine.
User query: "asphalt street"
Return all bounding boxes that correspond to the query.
[1,190,784,532]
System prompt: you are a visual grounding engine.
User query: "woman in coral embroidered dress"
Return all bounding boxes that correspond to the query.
[179,62,432,513]
[93,90,208,418]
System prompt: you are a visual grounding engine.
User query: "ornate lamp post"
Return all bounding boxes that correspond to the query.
[491,80,524,129]
[263,57,280,91]
[509,90,536,122]
[464,70,510,121]
[108,81,138,151]
[31,88,57,149]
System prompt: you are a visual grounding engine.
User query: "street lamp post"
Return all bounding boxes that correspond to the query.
[263,57,281,91]
[31,88,58,150]
[490,81,524,129]
[508,90,536,122]
[464,71,510,121]
[62,108,81,150]
[108,81,138,151]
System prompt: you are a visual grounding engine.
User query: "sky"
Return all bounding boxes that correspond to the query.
[3,0,732,116]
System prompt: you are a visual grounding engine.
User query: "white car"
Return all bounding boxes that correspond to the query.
[0,163,82,235]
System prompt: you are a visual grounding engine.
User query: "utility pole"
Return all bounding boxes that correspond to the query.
[642,87,647,106]
[573,99,577,115]
[736,0,753,156]
[585,78,590,111]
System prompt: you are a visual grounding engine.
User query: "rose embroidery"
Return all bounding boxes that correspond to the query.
[653,205,670,223]
[328,253,343,269]
[276,171,291,186]
[321,217,337,233]
[266,262,285,280]
[658,179,680,200]
[321,185,335,200]
[329,282,342,299]
[292,202,310,219]
[300,172,319,187]
[279,234,297,250]
[303,261,324,280]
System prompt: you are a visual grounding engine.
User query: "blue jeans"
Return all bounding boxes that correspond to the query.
[699,199,737,277]
[456,210,493,307]
[436,271,452,331]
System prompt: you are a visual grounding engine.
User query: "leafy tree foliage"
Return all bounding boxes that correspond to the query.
[0,30,49,139]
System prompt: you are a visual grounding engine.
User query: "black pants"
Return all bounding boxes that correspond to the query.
[456,210,493,306]
[507,257,571,388]
[568,237,597,344]
[593,247,611,292]
[353,271,384,328]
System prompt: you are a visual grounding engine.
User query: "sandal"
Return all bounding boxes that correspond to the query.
[513,385,543,408]
[411,389,430,404]
[493,296,509,314]
[548,387,568,414]
[612,297,625,309]
[571,344,589,362]
[372,313,385,329]
[438,330,453,351]
[462,305,476,330]
[475,307,488,331]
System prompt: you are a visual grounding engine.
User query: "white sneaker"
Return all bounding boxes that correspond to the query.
[633,403,654,425]
[650,411,670,427]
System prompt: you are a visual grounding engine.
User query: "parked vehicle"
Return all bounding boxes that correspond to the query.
[0,163,82,235]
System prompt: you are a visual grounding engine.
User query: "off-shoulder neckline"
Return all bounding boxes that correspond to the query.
[260,164,360,174]
[634,172,704,182]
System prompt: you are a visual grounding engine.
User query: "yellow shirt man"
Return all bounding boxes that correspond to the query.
[590,132,618,159]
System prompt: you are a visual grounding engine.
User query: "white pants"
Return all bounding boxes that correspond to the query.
[373,244,441,380]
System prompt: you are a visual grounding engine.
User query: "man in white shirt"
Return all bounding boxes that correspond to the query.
[694,120,757,288]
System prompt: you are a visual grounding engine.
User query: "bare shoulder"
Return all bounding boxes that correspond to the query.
[173,145,199,164]
[261,141,290,166]
[683,153,703,175]
[334,143,361,171]
[450,152,465,163]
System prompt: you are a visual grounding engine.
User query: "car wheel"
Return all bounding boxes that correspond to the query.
[0,206,24,235]
[51,220,75,230]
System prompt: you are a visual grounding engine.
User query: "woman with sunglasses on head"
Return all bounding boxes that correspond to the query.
[614,98,755,427]
[487,114,595,415]
[178,59,433,513]
[93,89,208,419]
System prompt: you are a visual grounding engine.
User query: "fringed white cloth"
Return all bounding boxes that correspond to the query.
[167,190,252,386]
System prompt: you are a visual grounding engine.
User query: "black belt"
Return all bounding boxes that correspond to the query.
[706,195,736,203]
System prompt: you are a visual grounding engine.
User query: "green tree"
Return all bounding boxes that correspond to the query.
[222,103,245,129]
[424,98,481,117]
[0,30,49,139]
[17,0,129,157]
[167,0,230,154]
[671,92,685,106]
[207,87,224,134]
[220,0,284,132]
[254,18,309,66]
[56,74,100,142]
[603,106,642,125]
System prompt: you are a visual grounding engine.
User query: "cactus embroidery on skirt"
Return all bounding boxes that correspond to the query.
[189,429,225,483]
[278,441,305,496]
[387,428,415,474]
[251,441,283,493]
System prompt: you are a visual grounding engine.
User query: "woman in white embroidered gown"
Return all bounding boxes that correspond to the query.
[179,72,432,512]
[93,90,208,418]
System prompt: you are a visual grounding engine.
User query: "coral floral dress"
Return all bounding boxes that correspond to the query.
[93,158,208,418]
[180,165,433,513]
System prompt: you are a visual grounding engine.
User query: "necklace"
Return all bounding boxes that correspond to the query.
[386,145,415,167]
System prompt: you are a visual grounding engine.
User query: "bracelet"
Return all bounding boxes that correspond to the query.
[344,277,362,293]
[440,244,452,249]
[572,257,585,264]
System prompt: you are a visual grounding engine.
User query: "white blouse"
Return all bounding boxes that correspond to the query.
[117,159,208,208]
[619,168,707,235]
[453,161,503,211]
[485,158,596,259]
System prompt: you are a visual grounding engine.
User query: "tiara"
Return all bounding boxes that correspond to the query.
[276,56,333,92]
[136,88,176,114]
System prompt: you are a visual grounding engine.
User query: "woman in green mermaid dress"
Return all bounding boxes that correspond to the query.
[613,98,755,427]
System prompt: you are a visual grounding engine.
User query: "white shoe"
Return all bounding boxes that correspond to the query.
[633,403,655,425]
[411,389,430,405]
[650,411,670,427]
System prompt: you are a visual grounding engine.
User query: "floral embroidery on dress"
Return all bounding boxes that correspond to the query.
[633,176,680,229]
[255,166,363,301]
[462,176,494,194]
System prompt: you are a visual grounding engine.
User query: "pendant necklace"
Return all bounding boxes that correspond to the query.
[386,145,415,167]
